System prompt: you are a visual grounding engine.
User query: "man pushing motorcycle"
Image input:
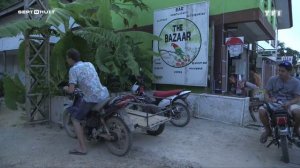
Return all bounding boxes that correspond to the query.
[63,48,109,155]
[259,61,300,144]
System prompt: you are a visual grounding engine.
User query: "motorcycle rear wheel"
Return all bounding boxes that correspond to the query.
[170,102,190,127]
[105,116,132,156]
[63,111,77,139]
[280,135,290,163]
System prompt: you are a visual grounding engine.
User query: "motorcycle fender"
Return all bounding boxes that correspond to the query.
[176,91,191,110]
[158,95,176,108]
[179,91,191,96]
[177,91,191,100]
[278,126,289,136]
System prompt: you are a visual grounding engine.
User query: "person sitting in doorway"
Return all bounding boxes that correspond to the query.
[249,65,262,88]
[249,65,264,99]
[228,73,258,96]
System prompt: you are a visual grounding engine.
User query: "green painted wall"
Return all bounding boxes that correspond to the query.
[257,0,277,29]
[113,0,266,30]
[210,0,259,15]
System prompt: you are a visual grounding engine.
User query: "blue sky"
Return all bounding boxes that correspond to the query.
[278,0,300,52]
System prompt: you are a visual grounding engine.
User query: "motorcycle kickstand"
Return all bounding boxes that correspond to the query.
[290,137,300,148]
[267,139,276,148]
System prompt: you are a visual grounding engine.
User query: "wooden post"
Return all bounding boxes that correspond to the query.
[24,0,50,123]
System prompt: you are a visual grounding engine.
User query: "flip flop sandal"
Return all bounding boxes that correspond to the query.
[260,132,270,144]
[294,135,300,148]
[295,139,300,148]
[69,149,87,155]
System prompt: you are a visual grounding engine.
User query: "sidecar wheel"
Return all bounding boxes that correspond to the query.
[146,123,165,136]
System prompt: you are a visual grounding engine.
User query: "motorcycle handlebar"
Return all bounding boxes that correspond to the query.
[57,81,68,88]
[57,81,83,97]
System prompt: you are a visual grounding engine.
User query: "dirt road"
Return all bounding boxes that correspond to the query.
[0,105,300,168]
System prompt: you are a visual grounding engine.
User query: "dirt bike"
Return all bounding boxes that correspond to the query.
[264,101,300,163]
[61,86,134,156]
[131,77,191,127]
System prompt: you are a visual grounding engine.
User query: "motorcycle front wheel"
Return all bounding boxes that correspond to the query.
[280,135,290,163]
[146,123,165,136]
[105,116,132,156]
[170,102,190,127]
[63,110,77,139]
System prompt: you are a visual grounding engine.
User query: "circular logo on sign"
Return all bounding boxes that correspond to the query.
[158,18,201,68]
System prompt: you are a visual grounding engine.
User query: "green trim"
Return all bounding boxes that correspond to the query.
[112,0,277,31]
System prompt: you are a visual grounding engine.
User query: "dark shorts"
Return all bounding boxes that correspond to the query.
[66,98,96,121]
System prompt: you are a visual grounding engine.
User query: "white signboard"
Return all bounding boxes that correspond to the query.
[281,56,293,64]
[153,2,209,86]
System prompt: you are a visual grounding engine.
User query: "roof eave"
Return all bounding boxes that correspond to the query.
[0,1,24,18]
[275,0,293,29]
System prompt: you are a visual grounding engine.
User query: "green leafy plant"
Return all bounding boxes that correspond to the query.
[0,78,4,97]
[277,41,300,66]
[3,75,25,110]
[0,0,158,103]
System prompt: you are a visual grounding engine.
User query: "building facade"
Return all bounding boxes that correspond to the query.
[0,0,293,94]
[111,0,292,95]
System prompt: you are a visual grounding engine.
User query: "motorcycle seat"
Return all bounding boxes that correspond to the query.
[153,89,182,98]
[91,98,111,112]
[273,109,287,114]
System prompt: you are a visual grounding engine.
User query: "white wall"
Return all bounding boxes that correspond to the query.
[0,35,23,52]
[188,93,252,126]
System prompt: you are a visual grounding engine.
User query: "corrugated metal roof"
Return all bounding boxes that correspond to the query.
[0,0,24,18]
[0,35,23,52]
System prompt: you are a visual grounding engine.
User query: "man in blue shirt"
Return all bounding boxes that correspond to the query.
[259,61,300,144]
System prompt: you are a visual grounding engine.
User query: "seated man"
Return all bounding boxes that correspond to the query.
[259,61,300,143]
[63,48,109,155]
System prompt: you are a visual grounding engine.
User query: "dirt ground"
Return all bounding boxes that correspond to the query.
[0,102,300,168]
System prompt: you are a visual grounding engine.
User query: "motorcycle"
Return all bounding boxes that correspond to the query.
[60,83,134,156]
[131,77,191,127]
[264,101,300,163]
